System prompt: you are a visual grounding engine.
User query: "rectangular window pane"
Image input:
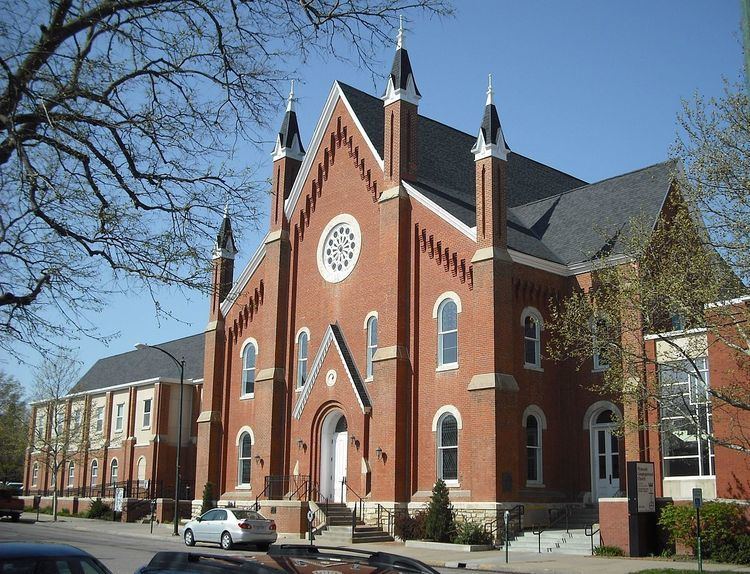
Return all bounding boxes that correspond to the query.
[527,448,538,481]
[442,332,457,364]
[442,448,458,481]
[599,455,607,479]
[524,340,536,365]
[664,457,699,477]
[240,460,251,484]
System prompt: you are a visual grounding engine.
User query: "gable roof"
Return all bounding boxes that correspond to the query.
[71,333,205,394]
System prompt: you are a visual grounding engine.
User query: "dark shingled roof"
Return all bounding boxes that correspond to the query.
[479,101,507,148]
[337,82,676,265]
[388,48,421,96]
[278,108,305,153]
[216,215,235,250]
[71,333,205,394]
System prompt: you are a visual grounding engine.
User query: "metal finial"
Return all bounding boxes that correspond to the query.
[486,73,494,106]
[396,15,405,50]
[223,201,229,218]
[286,79,295,113]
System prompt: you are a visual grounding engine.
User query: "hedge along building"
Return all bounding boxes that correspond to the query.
[196,26,746,531]
[24,334,204,517]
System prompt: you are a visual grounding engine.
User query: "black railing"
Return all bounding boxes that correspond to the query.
[585,523,601,555]
[341,478,364,529]
[376,504,394,536]
[25,479,189,501]
[532,506,570,553]
[483,504,524,544]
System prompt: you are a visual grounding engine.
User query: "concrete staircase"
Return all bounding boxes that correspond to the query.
[503,506,600,555]
[312,503,393,544]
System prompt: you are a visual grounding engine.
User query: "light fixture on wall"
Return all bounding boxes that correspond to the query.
[254,455,262,465]
[350,435,357,446]
[375,447,383,461]
[297,438,305,450]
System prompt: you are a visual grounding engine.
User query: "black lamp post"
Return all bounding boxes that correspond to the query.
[135,343,185,537]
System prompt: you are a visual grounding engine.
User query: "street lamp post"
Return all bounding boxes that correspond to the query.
[135,343,185,537]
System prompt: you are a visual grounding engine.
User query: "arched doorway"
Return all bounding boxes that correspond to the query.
[320,411,348,503]
[589,408,620,501]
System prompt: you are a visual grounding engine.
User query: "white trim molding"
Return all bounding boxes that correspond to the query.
[239,337,259,360]
[522,404,548,429]
[431,405,463,432]
[583,401,622,430]
[220,240,267,317]
[363,311,379,330]
[432,292,462,318]
[235,426,255,446]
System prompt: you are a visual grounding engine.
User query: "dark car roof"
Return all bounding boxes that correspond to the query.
[0,542,93,558]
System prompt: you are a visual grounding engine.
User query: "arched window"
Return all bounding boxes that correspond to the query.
[238,432,252,486]
[90,460,98,485]
[437,299,458,367]
[521,308,542,368]
[437,414,458,482]
[67,461,75,487]
[526,415,542,484]
[366,315,378,379]
[242,342,257,396]
[297,330,309,389]
[592,317,610,371]
[32,463,39,486]
[110,459,119,485]
[136,457,147,487]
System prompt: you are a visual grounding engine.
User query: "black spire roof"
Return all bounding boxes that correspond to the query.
[216,213,234,250]
[278,110,304,153]
[480,96,507,149]
[389,48,420,96]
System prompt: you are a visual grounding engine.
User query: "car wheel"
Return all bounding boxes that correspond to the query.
[220,531,233,550]
[184,529,195,547]
[256,542,270,552]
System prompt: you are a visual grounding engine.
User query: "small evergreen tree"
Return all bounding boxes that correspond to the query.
[200,482,215,515]
[424,479,455,542]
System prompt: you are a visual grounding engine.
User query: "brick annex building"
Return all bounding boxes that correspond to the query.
[195,27,749,532]
[24,28,749,543]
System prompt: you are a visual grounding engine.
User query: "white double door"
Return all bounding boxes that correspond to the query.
[592,424,620,500]
[320,413,348,503]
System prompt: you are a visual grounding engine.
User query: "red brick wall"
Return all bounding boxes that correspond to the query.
[599,499,630,554]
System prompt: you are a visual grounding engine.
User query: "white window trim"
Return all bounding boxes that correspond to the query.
[523,407,545,486]
[436,412,460,486]
[240,337,259,399]
[142,399,152,430]
[90,460,98,484]
[521,307,543,370]
[364,313,378,381]
[591,318,611,372]
[95,407,104,433]
[431,405,464,431]
[237,429,254,487]
[68,461,75,486]
[32,463,39,486]
[109,458,119,484]
[436,297,460,369]
[296,327,310,389]
[114,403,124,432]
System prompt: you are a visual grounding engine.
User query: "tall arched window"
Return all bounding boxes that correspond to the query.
[592,317,610,371]
[437,414,458,482]
[110,459,119,485]
[521,308,543,368]
[242,342,257,396]
[526,415,542,484]
[32,463,39,486]
[238,432,252,486]
[90,460,98,486]
[67,461,75,487]
[366,315,378,379]
[437,300,458,367]
[297,331,309,389]
[136,457,147,487]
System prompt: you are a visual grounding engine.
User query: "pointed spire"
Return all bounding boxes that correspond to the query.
[382,17,420,106]
[471,73,509,161]
[272,80,305,162]
[214,208,238,260]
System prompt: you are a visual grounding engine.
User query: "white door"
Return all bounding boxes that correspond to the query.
[333,431,348,503]
[592,424,620,500]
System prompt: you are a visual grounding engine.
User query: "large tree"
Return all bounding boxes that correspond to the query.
[0,371,28,483]
[547,84,749,458]
[0,0,450,358]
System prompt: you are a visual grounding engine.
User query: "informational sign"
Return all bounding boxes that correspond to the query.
[693,487,703,509]
[626,461,655,514]
[307,510,315,523]
[114,487,124,512]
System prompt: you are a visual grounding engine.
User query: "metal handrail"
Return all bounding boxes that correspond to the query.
[376,504,394,536]
[584,523,601,555]
[531,506,570,553]
[341,478,364,529]
[483,504,524,545]
[252,481,271,511]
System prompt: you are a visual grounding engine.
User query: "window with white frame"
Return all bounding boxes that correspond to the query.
[238,432,252,485]
[526,415,543,484]
[32,463,38,486]
[34,414,45,444]
[110,459,119,484]
[142,398,152,429]
[242,343,257,396]
[90,460,98,485]
[659,358,714,477]
[54,408,64,436]
[67,461,75,487]
[366,315,378,379]
[521,308,542,368]
[437,413,458,482]
[592,317,610,371]
[437,299,458,367]
[297,331,308,389]
[114,403,124,432]
[95,407,104,433]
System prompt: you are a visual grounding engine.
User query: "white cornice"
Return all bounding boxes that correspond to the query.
[705,295,750,309]
[402,181,476,240]
[644,328,708,341]
[507,249,570,276]
[219,237,268,317]
[29,377,201,405]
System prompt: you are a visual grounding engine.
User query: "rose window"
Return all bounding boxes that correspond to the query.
[317,214,361,283]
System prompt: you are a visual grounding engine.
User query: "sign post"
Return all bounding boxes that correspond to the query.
[113,487,124,522]
[504,510,510,563]
[693,488,703,574]
[307,509,315,546]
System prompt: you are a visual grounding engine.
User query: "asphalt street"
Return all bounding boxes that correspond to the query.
[0,517,271,574]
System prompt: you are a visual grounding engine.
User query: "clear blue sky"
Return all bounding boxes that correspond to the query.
[4,1,745,392]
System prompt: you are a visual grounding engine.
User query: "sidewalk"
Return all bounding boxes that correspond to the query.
[23,513,749,574]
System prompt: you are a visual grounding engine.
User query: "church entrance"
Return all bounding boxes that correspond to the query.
[320,411,348,503]
[590,409,620,501]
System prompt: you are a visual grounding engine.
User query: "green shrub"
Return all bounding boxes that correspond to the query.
[395,510,426,540]
[593,545,624,556]
[58,508,70,516]
[86,499,111,519]
[424,479,455,543]
[713,533,750,566]
[658,501,750,563]
[453,520,493,546]
[38,506,52,515]
[200,482,215,516]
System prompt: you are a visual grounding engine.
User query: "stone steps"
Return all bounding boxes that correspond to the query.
[505,528,598,555]
[313,504,393,544]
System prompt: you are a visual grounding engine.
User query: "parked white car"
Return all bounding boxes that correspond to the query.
[183,508,277,551]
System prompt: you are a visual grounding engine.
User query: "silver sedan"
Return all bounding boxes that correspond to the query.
[183,508,277,551]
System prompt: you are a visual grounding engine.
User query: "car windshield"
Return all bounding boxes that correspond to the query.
[0,557,110,574]
[231,510,262,520]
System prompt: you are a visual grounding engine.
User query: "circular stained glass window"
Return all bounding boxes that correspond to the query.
[317,214,362,283]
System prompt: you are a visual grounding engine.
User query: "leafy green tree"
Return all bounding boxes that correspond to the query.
[0,372,28,482]
[424,478,454,542]
[200,482,215,516]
